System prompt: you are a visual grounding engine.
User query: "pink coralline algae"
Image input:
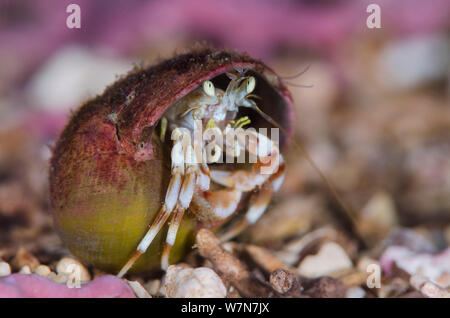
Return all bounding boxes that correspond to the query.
[0,274,136,298]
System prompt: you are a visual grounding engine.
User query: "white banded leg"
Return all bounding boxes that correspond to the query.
[211,128,285,241]
[210,167,271,192]
[117,130,186,277]
[160,205,186,270]
[161,145,197,270]
[190,139,243,226]
[218,159,286,242]
[196,149,211,191]
[212,128,282,190]
[191,188,243,225]
[190,159,285,239]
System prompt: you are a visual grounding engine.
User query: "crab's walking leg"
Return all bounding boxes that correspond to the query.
[160,145,197,270]
[192,188,243,224]
[160,117,168,141]
[211,129,286,241]
[117,130,186,278]
[219,160,286,242]
[160,205,186,270]
[161,145,213,269]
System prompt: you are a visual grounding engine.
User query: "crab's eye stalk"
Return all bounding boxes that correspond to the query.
[246,76,256,94]
[203,80,215,97]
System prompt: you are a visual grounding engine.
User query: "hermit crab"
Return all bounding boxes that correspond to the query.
[49,48,295,276]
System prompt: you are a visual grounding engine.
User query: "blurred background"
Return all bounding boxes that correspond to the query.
[0,0,449,280]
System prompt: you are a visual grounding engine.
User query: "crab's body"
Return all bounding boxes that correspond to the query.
[118,73,286,276]
[50,49,294,276]
[165,73,253,131]
[165,86,225,131]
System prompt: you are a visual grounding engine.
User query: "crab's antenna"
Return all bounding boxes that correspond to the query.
[251,105,366,248]
[279,64,311,80]
[180,105,202,117]
[279,64,313,88]
[284,82,314,88]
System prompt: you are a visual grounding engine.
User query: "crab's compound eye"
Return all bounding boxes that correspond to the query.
[202,80,215,97]
[246,76,256,94]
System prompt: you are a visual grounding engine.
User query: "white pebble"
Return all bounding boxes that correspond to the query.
[48,272,69,284]
[165,265,227,298]
[56,257,91,282]
[376,34,449,90]
[127,280,152,298]
[421,281,450,298]
[19,265,31,274]
[34,265,52,277]
[297,242,353,278]
[0,262,11,277]
[346,286,366,298]
[28,46,131,111]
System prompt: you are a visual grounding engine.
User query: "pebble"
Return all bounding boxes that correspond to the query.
[378,278,409,298]
[411,274,450,298]
[297,242,353,278]
[358,192,398,244]
[269,269,303,296]
[420,281,450,298]
[27,46,131,111]
[19,265,32,274]
[0,261,11,277]
[339,270,366,287]
[376,34,449,90]
[34,265,52,277]
[247,196,321,243]
[47,272,68,284]
[277,227,341,266]
[434,272,450,288]
[445,225,450,245]
[165,265,227,298]
[378,228,437,256]
[346,286,366,298]
[127,280,152,298]
[12,248,40,271]
[245,245,293,273]
[380,246,450,281]
[56,257,91,283]
[144,279,162,296]
[357,256,380,277]
[307,276,347,298]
